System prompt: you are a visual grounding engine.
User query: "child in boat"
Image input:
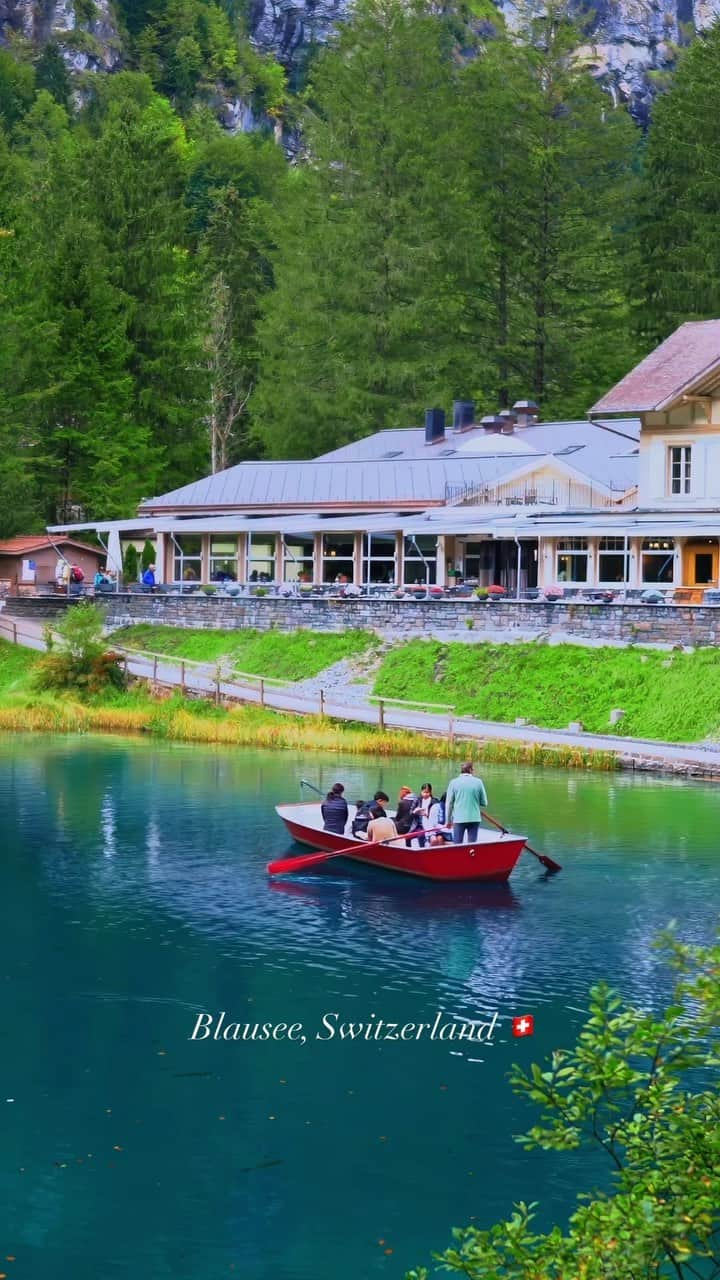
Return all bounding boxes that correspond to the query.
[366,804,398,844]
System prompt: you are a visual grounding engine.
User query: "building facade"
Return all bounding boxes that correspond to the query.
[49,322,720,599]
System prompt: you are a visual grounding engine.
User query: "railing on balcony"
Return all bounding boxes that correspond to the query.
[444,481,637,509]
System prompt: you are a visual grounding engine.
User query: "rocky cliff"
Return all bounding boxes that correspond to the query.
[3,0,720,122]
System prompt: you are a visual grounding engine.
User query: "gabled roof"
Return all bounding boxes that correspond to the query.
[0,535,103,557]
[590,321,720,415]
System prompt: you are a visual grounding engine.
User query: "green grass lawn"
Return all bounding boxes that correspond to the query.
[373,640,720,742]
[110,625,378,681]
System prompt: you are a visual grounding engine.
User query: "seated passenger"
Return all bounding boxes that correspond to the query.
[366,804,398,844]
[428,793,453,845]
[394,785,418,835]
[321,788,349,835]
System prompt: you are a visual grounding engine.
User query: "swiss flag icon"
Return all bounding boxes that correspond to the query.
[512,1014,534,1038]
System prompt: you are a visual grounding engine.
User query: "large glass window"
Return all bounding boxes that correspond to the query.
[641,538,674,584]
[283,534,315,582]
[463,541,494,581]
[403,534,437,585]
[362,533,397,585]
[556,538,588,584]
[173,535,202,583]
[668,446,691,496]
[598,537,629,585]
[247,534,276,583]
[322,535,355,584]
[209,536,237,582]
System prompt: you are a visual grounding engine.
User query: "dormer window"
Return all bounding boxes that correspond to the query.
[668,445,692,496]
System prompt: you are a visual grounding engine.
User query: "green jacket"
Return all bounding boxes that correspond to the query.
[446,773,488,824]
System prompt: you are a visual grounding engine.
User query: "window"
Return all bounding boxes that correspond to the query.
[172,534,202,583]
[598,536,629,585]
[641,538,674,584]
[556,538,588,584]
[322,534,355,584]
[209,536,237,582]
[463,541,494,581]
[247,534,276,583]
[283,534,314,582]
[362,533,397,585]
[403,534,437,585]
[668,446,691,496]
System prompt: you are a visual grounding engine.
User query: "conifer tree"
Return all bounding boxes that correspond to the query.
[253,0,486,457]
[637,24,720,346]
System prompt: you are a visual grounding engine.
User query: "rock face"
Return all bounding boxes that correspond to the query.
[0,0,122,72]
[246,0,720,122]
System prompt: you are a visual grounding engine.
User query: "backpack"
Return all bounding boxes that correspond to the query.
[351,801,372,837]
[70,565,84,584]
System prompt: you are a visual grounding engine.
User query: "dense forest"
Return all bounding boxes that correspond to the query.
[1,0,719,534]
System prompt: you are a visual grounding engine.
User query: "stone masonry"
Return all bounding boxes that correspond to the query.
[6,593,720,648]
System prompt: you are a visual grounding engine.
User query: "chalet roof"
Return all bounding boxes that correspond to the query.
[590,321,720,415]
[0,535,103,557]
[140,419,639,514]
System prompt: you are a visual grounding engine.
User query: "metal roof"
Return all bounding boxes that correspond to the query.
[591,321,720,414]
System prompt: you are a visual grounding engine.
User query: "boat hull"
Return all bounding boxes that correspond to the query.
[276,803,526,882]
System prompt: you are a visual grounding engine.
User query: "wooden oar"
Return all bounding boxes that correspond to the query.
[267,828,441,876]
[482,811,562,873]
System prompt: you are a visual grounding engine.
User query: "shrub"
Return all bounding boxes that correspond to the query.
[474,587,489,600]
[33,601,125,695]
[141,540,156,572]
[201,585,217,596]
[123,544,139,584]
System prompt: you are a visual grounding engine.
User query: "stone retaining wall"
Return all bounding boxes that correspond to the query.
[5,592,720,648]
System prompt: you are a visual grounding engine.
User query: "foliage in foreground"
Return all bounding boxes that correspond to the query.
[33,602,125,695]
[374,640,720,742]
[409,931,720,1280]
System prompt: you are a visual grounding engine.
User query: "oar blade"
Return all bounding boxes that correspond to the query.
[267,850,338,875]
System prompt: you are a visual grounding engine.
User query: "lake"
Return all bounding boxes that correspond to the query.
[2,736,719,1279]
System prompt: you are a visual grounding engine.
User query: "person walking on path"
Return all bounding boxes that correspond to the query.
[446,761,488,844]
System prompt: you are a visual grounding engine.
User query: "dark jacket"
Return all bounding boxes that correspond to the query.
[321,795,349,835]
[394,794,418,835]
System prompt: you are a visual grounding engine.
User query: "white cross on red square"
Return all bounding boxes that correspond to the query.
[512,1014,534,1037]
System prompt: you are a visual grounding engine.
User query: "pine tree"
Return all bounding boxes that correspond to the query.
[462,7,640,417]
[253,0,486,457]
[637,24,720,346]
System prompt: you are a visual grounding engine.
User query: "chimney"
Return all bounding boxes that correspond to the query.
[480,415,504,433]
[452,400,475,432]
[512,400,540,428]
[424,407,446,445]
[498,408,517,435]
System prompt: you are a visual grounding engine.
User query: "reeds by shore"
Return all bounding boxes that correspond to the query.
[0,696,619,770]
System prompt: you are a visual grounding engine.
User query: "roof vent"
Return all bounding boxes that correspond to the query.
[480,415,503,433]
[512,399,540,427]
[498,408,518,435]
[424,408,446,445]
[452,400,475,432]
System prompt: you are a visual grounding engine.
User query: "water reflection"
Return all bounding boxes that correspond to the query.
[2,735,720,1280]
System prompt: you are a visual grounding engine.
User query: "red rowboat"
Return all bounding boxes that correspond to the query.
[275,802,527,882]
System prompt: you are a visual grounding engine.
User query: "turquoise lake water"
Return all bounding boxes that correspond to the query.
[1,735,719,1278]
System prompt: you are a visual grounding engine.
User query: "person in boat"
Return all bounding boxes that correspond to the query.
[446,761,488,844]
[394,785,418,836]
[366,804,398,845]
[351,790,389,838]
[321,785,348,835]
[427,792,453,845]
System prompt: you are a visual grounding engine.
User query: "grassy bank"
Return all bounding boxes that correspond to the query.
[373,640,720,743]
[0,640,616,770]
[111,624,377,679]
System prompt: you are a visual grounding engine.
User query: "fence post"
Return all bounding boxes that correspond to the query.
[180,661,186,694]
[448,713,455,746]
[378,698,385,730]
[260,678,265,707]
[320,688,325,718]
[123,655,128,677]
[12,622,17,645]
[153,655,158,681]
[215,677,221,705]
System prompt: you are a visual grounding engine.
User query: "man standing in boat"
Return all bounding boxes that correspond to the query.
[446,762,488,844]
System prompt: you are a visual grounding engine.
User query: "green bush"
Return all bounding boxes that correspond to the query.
[33,602,125,696]
[123,544,139,584]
